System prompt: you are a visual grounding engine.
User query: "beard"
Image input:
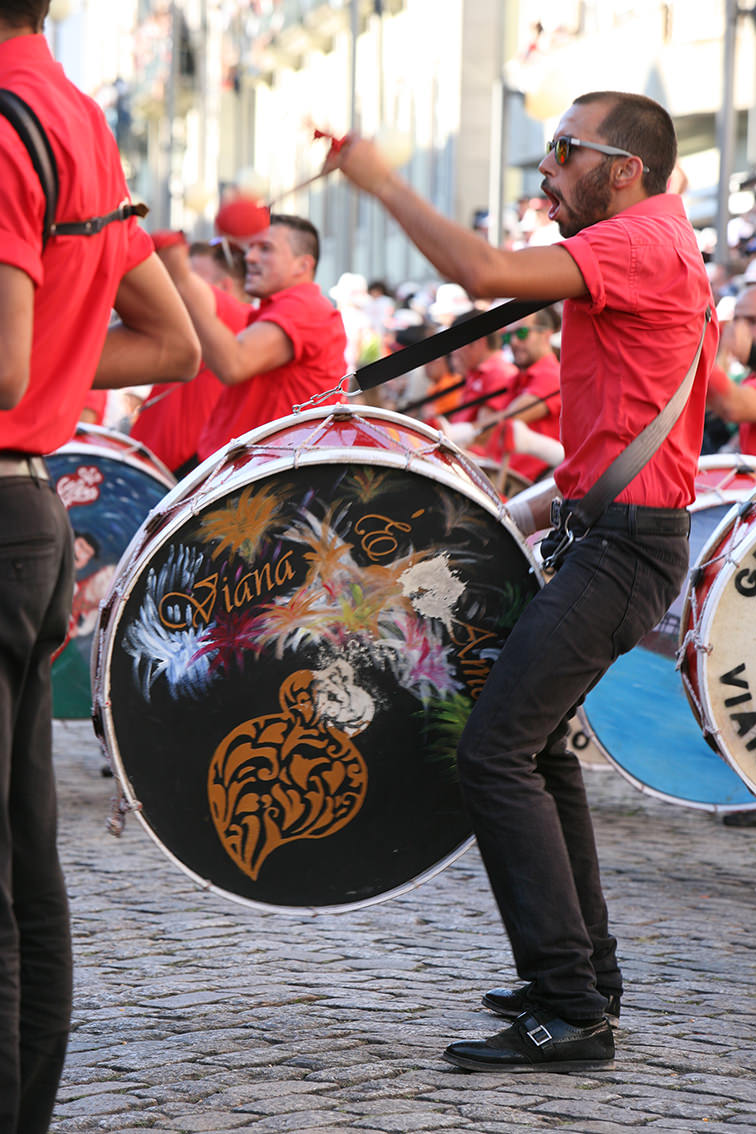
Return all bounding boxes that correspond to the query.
[552,159,614,239]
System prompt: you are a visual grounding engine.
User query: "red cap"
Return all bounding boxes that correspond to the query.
[215,196,270,239]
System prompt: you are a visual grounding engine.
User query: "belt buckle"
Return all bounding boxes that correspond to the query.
[550,497,562,528]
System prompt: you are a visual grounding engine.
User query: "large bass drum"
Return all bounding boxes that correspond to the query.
[568,454,756,810]
[92,406,541,913]
[45,424,175,718]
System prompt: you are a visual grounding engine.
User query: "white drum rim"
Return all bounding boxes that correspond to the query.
[694,514,756,796]
[50,422,176,490]
[93,404,539,911]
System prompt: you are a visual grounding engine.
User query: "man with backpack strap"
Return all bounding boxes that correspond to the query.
[0,4,200,1131]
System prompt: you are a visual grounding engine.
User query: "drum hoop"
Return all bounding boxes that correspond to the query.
[101,768,475,915]
[50,426,176,490]
[694,512,756,775]
[93,408,540,906]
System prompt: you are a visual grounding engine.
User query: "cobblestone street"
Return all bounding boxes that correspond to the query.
[50,720,756,1134]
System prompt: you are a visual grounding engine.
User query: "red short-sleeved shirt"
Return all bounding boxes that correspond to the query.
[556,194,717,508]
[131,288,249,471]
[197,282,347,460]
[471,352,562,481]
[0,34,153,455]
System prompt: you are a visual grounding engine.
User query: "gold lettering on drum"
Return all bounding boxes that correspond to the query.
[159,552,296,627]
[719,663,756,751]
[354,512,424,562]
[160,573,219,629]
[450,620,498,699]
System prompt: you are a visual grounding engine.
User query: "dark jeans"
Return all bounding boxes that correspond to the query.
[457,521,690,1022]
[0,476,74,1134]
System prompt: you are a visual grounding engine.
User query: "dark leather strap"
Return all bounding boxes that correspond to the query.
[52,200,149,237]
[0,88,59,247]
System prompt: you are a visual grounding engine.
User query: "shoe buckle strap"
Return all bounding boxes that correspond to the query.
[525,1021,553,1048]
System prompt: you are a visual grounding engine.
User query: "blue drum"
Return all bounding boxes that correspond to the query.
[45,423,175,719]
[569,455,756,811]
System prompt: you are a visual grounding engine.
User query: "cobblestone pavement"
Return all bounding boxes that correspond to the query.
[49,719,756,1134]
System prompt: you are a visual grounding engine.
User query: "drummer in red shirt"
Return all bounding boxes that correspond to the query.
[156,215,347,463]
[325,90,717,1073]
[473,305,563,482]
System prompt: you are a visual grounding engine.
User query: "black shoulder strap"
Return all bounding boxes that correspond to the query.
[0,88,59,248]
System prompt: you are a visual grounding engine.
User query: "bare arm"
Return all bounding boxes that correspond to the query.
[156,241,293,386]
[327,137,587,301]
[94,253,201,389]
[0,263,35,410]
[707,367,756,425]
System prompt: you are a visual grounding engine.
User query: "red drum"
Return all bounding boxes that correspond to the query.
[92,405,542,913]
[45,424,175,719]
[679,489,756,797]
[566,454,756,807]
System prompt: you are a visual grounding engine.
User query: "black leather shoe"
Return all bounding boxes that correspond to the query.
[443,1010,615,1073]
[482,983,621,1028]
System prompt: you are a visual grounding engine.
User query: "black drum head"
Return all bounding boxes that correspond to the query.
[102,461,538,910]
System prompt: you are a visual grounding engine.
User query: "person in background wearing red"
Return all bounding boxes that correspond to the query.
[706,283,756,455]
[131,233,249,478]
[473,304,563,482]
[156,215,347,464]
[0,4,200,1130]
[434,309,517,445]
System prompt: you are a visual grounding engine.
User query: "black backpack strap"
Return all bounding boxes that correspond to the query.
[0,87,59,248]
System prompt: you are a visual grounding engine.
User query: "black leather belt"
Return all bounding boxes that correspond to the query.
[559,499,690,537]
[0,453,49,480]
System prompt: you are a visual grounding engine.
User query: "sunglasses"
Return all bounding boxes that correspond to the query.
[546,136,650,173]
[502,326,541,344]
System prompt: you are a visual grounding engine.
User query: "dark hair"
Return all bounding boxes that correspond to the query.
[573,91,677,196]
[189,239,246,283]
[0,1,50,29]
[533,305,562,334]
[269,213,320,269]
[451,308,499,351]
[73,530,100,557]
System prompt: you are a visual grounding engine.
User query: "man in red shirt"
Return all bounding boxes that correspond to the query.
[0,5,200,1129]
[327,91,716,1072]
[473,305,563,482]
[156,215,347,462]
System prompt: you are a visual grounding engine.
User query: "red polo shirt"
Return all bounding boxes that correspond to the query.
[556,193,717,507]
[197,282,347,460]
[476,352,562,481]
[131,287,249,471]
[0,34,153,454]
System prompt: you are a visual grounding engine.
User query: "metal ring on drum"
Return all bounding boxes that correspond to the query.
[45,423,176,720]
[679,486,756,797]
[565,454,756,811]
[91,405,543,914]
